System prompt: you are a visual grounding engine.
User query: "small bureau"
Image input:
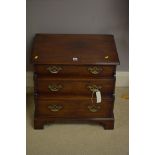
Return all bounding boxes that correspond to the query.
[31,34,120,129]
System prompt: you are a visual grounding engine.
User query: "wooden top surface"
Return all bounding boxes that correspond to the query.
[31,34,120,65]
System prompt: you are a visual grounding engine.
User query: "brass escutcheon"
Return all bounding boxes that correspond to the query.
[88,66,102,74]
[88,105,101,112]
[48,104,63,112]
[34,55,38,59]
[47,66,62,74]
[48,84,62,92]
[88,85,102,92]
[104,55,109,59]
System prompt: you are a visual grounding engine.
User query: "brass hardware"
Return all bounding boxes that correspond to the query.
[88,85,102,92]
[88,105,101,112]
[88,66,102,74]
[47,66,62,74]
[104,56,109,59]
[48,104,63,112]
[48,84,62,92]
[34,55,38,59]
[73,57,78,61]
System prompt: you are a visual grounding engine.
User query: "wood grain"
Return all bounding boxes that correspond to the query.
[32,34,119,129]
[35,77,115,95]
[34,65,116,77]
[31,34,120,65]
[35,97,114,118]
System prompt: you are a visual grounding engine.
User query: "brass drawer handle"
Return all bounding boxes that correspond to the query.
[48,104,63,112]
[88,85,102,92]
[47,66,62,74]
[48,84,62,92]
[88,105,101,112]
[88,66,102,74]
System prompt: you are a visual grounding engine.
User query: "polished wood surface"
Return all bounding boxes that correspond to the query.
[35,77,115,95]
[32,34,120,65]
[32,34,119,129]
[34,65,116,77]
[36,97,114,118]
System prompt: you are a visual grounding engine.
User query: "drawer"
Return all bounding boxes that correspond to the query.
[35,96,114,118]
[35,77,115,95]
[34,65,116,77]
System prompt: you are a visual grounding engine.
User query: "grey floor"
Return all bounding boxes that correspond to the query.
[26,87,129,155]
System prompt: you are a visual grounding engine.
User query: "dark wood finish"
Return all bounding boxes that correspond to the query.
[31,34,120,65]
[31,34,119,129]
[34,116,115,130]
[35,97,114,118]
[35,77,115,95]
[34,118,44,129]
[34,65,116,77]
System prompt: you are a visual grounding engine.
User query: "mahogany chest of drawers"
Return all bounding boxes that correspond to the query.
[31,34,120,129]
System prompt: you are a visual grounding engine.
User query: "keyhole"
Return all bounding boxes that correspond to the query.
[73,57,78,61]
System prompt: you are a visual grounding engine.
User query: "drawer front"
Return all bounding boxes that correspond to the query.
[36,98,114,118]
[35,78,115,95]
[34,65,116,77]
